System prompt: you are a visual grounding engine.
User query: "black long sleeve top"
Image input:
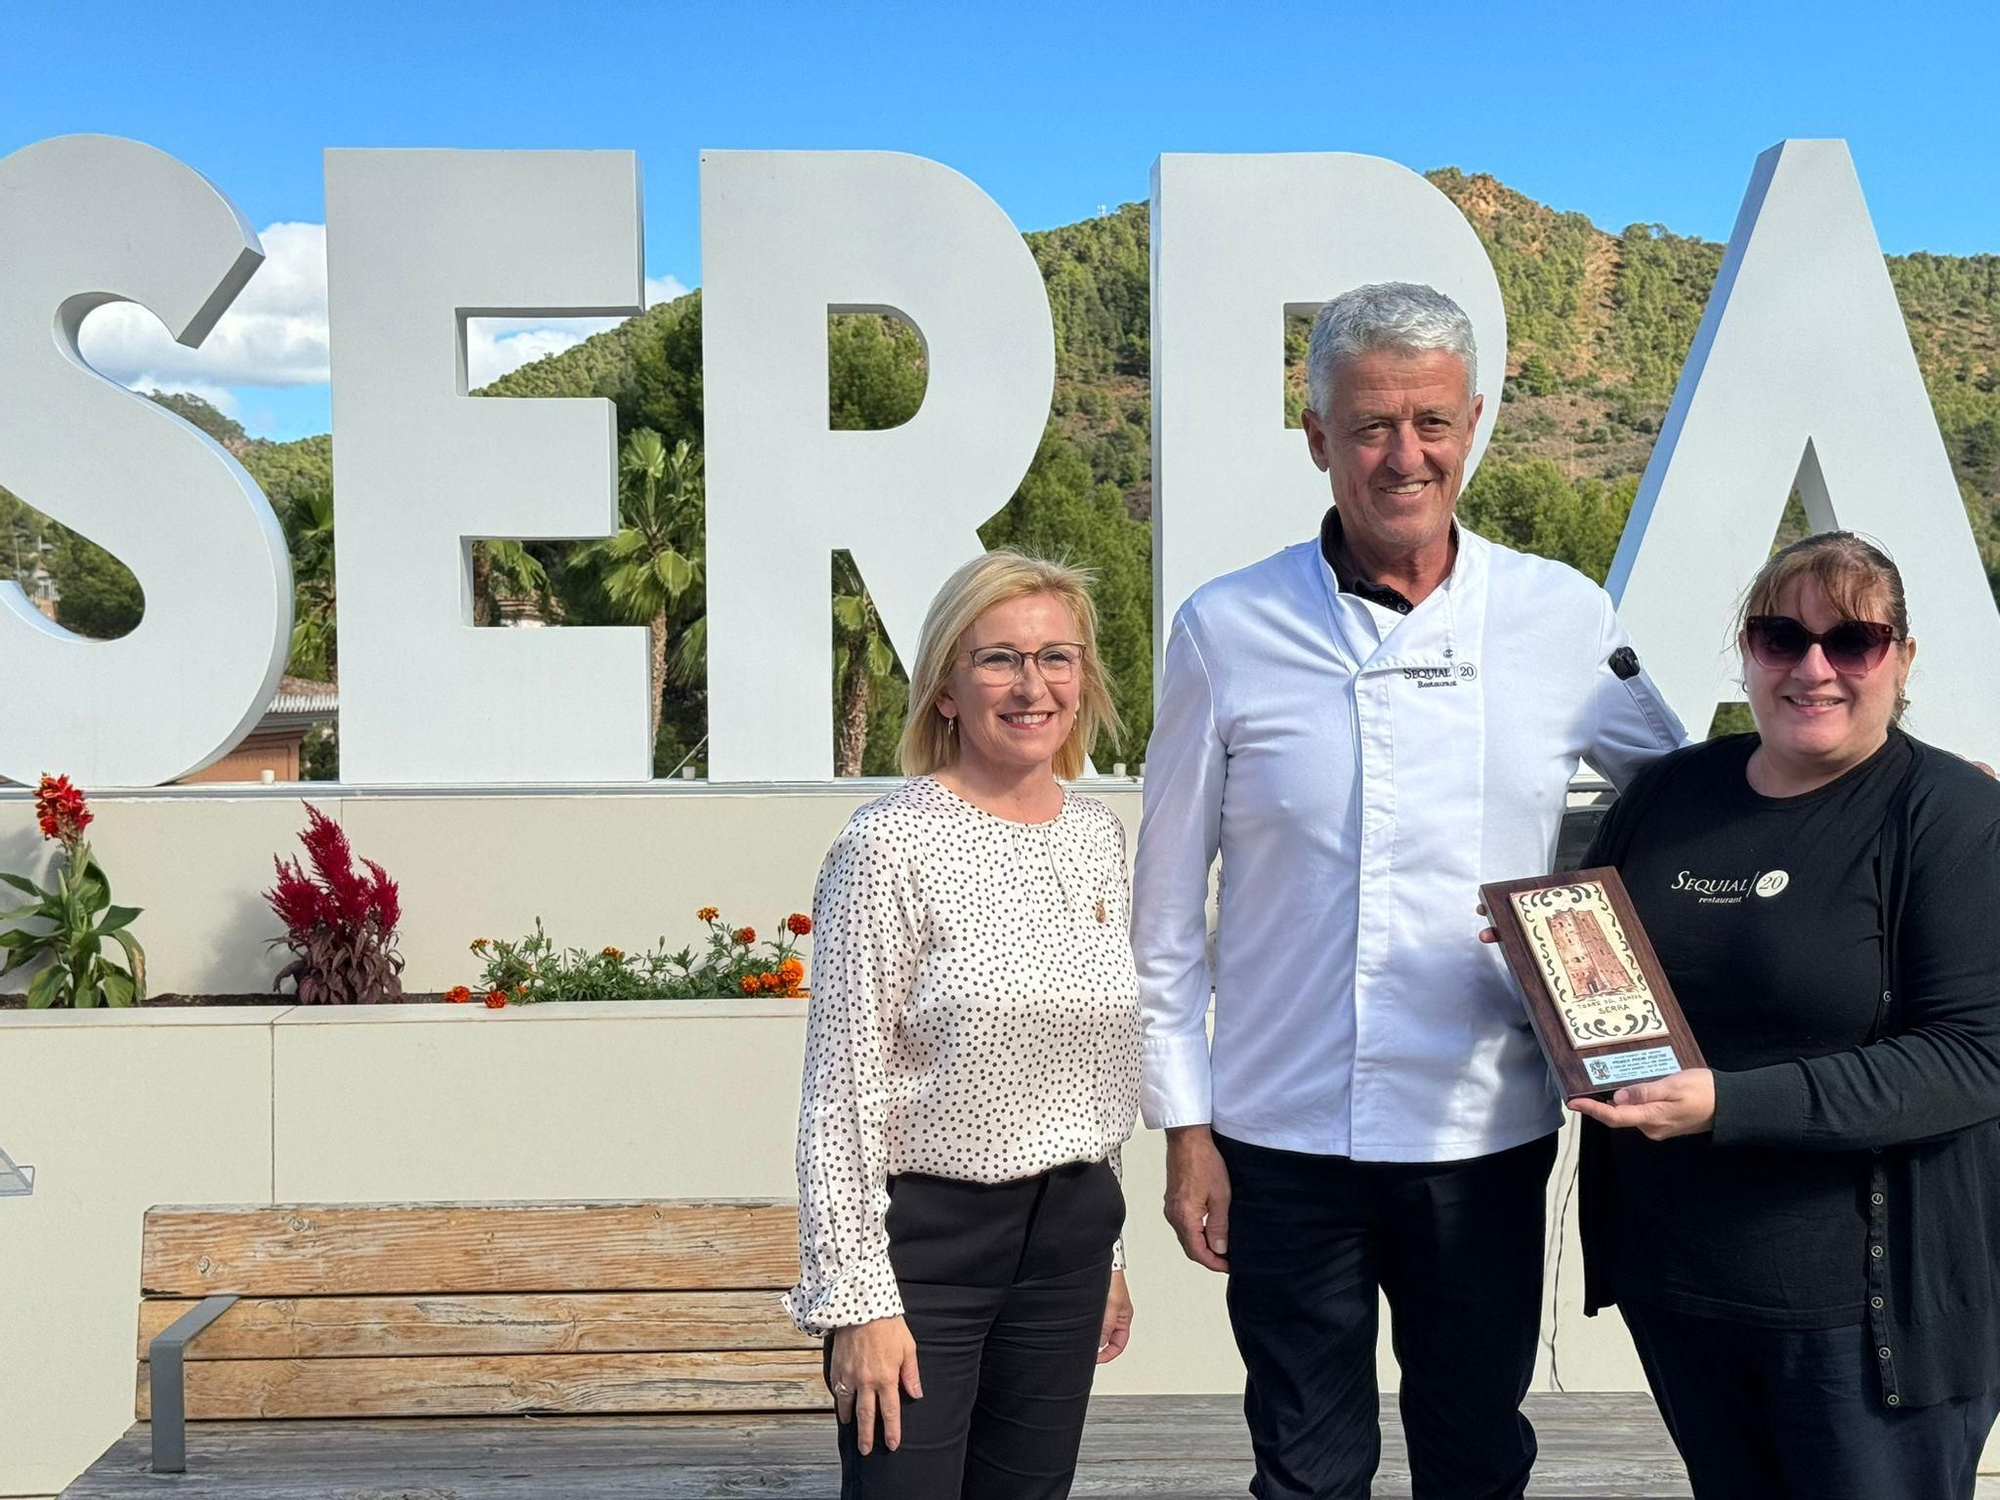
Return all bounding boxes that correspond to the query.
[1580,729,2000,1408]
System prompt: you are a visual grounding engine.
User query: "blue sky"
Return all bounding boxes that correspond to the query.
[5,0,1996,440]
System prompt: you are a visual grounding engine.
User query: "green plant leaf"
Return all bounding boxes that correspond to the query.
[0,872,46,897]
[831,594,868,633]
[110,930,148,1003]
[25,964,62,1010]
[100,966,135,1008]
[98,905,142,935]
[77,865,111,914]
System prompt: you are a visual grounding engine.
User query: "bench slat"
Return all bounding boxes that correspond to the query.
[135,1350,828,1420]
[141,1203,799,1295]
[139,1292,817,1358]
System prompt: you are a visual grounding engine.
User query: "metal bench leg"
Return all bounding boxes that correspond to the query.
[149,1294,238,1474]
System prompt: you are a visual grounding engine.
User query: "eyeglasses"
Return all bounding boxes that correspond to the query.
[1744,615,1899,675]
[965,643,1086,684]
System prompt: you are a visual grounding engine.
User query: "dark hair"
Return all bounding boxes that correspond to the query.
[1738,531,1908,638]
[1738,530,1911,720]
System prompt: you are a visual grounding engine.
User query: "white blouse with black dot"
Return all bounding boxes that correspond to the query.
[784,774,1143,1335]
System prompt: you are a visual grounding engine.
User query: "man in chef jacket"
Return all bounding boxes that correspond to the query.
[1132,281,1686,1500]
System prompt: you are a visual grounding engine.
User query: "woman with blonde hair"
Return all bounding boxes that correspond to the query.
[786,549,1139,1499]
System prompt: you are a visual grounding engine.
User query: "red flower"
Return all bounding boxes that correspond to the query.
[263,804,402,945]
[33,774,92,847]
[787,913,813,937]
[484,991,507,1009]
[733,926,756,945]
[446,985,472,1004]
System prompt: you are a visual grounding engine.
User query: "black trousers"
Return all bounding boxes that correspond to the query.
[1621,1299,2000,1500]
[832,1158,1124,1500]
[1215,1130,1558,1500]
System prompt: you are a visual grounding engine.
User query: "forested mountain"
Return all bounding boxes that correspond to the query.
[9,171,2000,775]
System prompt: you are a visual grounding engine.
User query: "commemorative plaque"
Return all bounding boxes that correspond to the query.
[1480,867,1704,1100]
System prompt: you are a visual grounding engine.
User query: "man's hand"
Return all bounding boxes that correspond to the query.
[828,1315,922,1455]
[1568,1068,1717,1140]
[1097,1269,1133,1364]
[1164,1125,1231,1271]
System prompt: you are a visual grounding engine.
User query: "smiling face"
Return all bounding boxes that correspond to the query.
[935,591,1083,782]
[1301,346,1482,570]
[1741,576,1914,785]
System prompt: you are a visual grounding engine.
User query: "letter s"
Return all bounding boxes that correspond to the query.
[0,135,291,787]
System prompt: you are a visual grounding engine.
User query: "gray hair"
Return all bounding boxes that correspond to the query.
[1306,282,1479,417]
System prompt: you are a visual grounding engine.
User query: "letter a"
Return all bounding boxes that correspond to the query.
[1609,139,2000,758]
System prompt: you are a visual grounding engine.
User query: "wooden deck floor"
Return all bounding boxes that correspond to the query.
[64,1393,1691,1498]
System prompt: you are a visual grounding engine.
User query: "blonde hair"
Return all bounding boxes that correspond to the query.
[899,550,1123,781]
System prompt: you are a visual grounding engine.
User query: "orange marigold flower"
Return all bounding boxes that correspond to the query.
[733,926,756,945]
[470,938,489,952]
[697,906,720,923]
[763,972,788,993]
[484,990,507,1009]
[445,985,472,1004]
[738,974,760,996]
[787,913,813,936]
[601,946,624,961]
[779,956,805,982]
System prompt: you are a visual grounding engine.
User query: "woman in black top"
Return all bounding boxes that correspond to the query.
[1571,533,2000,1499]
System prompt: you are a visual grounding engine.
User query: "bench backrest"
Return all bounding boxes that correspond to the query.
[135,1201,822,1421]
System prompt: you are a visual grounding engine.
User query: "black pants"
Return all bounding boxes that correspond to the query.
[1215,1130,1558,1500]
[832,1158,1123,1499]
[1621,1299,2000,1499]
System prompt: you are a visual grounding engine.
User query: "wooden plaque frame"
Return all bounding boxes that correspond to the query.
[1480,866,1704,1100]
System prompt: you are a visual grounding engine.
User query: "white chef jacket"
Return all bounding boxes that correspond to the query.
[1133,525,1688,1162]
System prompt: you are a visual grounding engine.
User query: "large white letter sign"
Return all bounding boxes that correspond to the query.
[701,151,1056,781]
[1610,139,2000,758]
[0,135,291,788]
[324,150,650,784]
[1151,153,1507,648]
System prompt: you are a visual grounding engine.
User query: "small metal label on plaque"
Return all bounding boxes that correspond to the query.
[1583,1046,1681,1088]
[1510,882,1671,1047]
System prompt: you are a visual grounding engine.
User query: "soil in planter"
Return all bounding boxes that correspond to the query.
[0,992,451,1008]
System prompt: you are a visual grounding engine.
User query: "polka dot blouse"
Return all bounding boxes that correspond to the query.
[784,774,1143,1335]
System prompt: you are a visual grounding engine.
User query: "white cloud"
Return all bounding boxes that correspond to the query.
[75,218,693,398]
[646,274,691,307]
[467,325,595,386]
[464,275,692,386]
[79,222,330,388]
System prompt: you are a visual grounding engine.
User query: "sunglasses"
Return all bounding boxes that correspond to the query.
[1743,615,1899,675]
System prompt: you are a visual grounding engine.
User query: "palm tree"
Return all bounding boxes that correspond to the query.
[570,429,703,750]
[287,487,337,681]
[832,552,898,776]
[471,540,552,627]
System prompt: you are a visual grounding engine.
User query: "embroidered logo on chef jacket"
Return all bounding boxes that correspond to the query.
[1401,661,1479,688]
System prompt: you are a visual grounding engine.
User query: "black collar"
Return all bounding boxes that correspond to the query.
[1319,507,1457,616]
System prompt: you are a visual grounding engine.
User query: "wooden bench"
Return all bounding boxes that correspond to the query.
[63,1199,823,1494]
[61,1197,1696,1497]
